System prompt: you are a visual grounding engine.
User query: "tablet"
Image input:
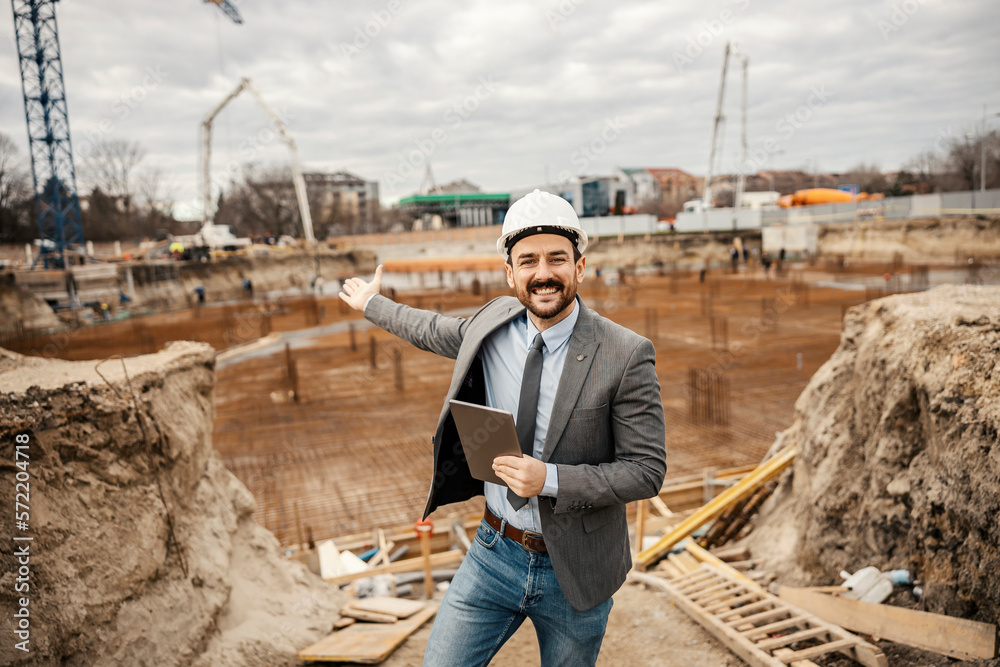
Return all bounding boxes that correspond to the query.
[449,399,523,486]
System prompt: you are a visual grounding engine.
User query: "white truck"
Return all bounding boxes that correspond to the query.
[172,223,252,261]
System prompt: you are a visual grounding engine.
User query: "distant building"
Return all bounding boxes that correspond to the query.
[303,170,380,234]
[398,188,510,230]
[426,178,481,195]
[613,168,703,217]
[519,175,631,218]
[646,168,703,205]
[614,168,659,208]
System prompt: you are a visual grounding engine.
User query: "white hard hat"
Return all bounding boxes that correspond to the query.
[497,189,588,259]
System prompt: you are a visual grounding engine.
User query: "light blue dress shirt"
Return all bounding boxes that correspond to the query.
[481,298,580,533]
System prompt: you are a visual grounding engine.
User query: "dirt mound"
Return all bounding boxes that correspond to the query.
[0,342,345,666]
[745,285,1000,627]
[133,249,375,310]
[0,272,60,331]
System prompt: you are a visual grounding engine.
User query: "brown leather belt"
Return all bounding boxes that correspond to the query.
[484,506,547,553]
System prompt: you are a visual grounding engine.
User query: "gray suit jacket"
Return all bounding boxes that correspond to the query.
[365,294,666,610]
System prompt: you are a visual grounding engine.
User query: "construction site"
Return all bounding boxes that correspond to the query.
[1,213,999,666]
[2,0,999,663]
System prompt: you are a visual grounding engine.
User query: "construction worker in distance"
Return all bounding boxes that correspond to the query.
[339,189,666,666]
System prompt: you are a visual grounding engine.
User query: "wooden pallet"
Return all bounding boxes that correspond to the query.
[631,565,887,667]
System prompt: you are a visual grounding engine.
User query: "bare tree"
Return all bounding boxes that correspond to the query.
[903,150,945,193]
[842,163,888,194]
[81,139,147,221]
[214,163,301,238]
[0,132,34,244]
[945,136,979,191]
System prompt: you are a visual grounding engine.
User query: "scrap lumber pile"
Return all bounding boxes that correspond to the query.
[631,564,888,667]
[629,445,998,665]
[298,597,439,664]
[289,516,473,663]
[637,446,796,568]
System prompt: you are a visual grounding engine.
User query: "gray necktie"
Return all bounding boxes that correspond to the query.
[508,332,545,510]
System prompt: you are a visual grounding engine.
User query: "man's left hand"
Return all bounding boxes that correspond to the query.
[493,455,546,498]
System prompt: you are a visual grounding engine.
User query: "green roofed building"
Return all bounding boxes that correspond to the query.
[398,192,510,230]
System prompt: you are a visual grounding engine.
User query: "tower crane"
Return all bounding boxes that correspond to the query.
[10,0,243,270]
[201,77,315,243]
[702,41,749,231]
[11,0,84,269]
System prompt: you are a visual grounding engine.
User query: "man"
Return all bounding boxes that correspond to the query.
[339,190,666,666]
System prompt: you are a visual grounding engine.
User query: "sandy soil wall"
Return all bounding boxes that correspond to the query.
[0,342,345,666]
[744,285,1000,627]
[818,215,1000,261]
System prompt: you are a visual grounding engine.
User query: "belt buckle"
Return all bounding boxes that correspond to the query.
[521,529,543,552]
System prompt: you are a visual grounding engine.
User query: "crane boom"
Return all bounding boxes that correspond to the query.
[702,42,730,218]
[731,44,749,231]
[200,77,315,243]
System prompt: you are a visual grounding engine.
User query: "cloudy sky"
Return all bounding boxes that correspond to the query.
[1,0,998,218]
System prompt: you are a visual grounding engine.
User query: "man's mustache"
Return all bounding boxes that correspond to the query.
[527,279,564,291]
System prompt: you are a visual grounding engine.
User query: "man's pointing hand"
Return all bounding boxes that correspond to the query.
[339,264,383,312]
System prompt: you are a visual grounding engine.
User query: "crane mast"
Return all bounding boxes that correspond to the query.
[11,0,84,269]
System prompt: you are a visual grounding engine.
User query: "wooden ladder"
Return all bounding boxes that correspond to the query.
[633,564,888,667]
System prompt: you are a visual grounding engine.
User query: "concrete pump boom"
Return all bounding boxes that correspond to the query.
[702,41,749,231]
[200,77,315,243]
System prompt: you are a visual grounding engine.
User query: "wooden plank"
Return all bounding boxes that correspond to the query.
[686,540,761,589]
[638,446,797,568]
[346,597,426,620]
[332,616,356,630]
[719,599,779,621]
[675,551,701,573]
[325,549,464,586]
[298,603,439,663]
[775,585,998,660]
[668,553,697,575]
[772,647,821,667]
[694,584,751,606]
[711,545,751,562]
[649,496,673,517]
[674,567,716,589]
[628,572,787,667]
[704,591,763,614]
[742,615,811,640]
[778,638,858,662]
[656,560,684,579]
[755,626,829,651]
[728,607,793,628]
[688,579,741,600]
[339,607,398,624]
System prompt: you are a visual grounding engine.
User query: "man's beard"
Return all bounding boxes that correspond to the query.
[516,278,578,320]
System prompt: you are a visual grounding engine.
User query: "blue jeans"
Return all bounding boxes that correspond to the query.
[423,517,613,666]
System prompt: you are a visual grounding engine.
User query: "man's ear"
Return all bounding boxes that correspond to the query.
[504,260,515,289]
[576,256,586,284]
